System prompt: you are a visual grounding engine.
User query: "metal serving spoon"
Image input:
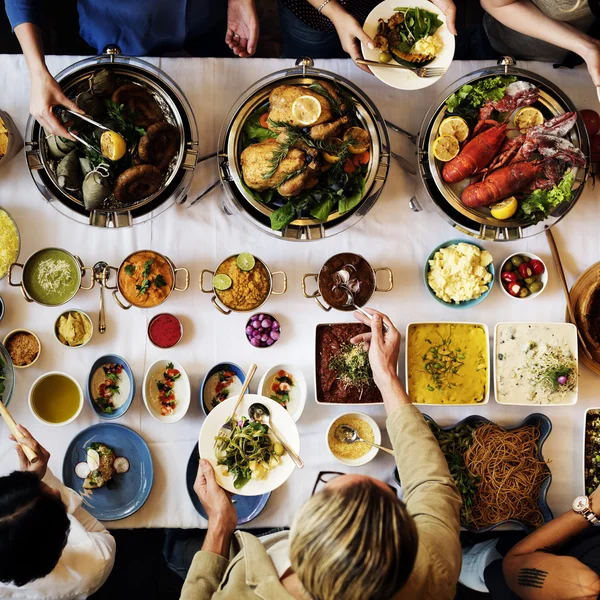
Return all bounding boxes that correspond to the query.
[248,402,304,469]
[339,284,390,334]
[93,261,108,334]
[335,425,395,456]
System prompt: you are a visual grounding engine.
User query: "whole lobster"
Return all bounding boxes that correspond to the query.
[442,123,507,184]
[461,161,545,208]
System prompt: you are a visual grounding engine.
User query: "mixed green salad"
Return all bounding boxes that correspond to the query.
[518,172,574,224]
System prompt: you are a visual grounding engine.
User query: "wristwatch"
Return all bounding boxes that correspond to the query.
[572,496,599,525]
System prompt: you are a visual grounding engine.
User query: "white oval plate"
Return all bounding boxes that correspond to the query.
[258,364,307,422]
[199,394,300,496]
[142,359,191,423]
[361,0,455,90]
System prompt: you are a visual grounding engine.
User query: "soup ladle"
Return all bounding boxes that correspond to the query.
[248,402,304,469]
[335,425,394,456]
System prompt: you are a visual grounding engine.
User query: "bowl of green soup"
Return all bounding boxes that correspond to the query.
[9,247,94,306]
[29,372,83,426]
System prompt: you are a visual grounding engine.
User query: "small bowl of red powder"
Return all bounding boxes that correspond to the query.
[148,313,183,349]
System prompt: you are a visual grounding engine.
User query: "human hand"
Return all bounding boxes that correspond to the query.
[226,0,260,57]
[350,309,400,387]
[10,425,50,480]
[30,69,82,139]
[194,459,237,532]
[330,8,375,74]
[428,0,457,35]
[582,39,600,88]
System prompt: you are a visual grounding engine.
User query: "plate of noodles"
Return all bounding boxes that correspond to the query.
[416,414,553,532]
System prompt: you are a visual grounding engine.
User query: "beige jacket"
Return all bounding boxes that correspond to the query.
[180,404,462,600]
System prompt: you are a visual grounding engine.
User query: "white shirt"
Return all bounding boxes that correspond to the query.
[0,470,116,599]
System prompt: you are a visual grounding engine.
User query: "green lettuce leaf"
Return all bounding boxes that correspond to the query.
[243,108,277,144]
[445,76,517,113]
[519,172,575,224]
[270,202,297,231]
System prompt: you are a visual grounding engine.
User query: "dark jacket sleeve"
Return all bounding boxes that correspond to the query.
[5,0,44,30]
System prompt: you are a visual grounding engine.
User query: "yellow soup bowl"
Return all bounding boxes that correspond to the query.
[29,372,83,426]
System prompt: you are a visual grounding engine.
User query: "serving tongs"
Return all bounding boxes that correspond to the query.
[215,363,257,445]
[56,107,124,161]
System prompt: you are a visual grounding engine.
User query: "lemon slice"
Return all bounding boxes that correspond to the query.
[213,274,233,291]
[490,196,518,220]
[343,127,370,154]
[100,130,127,161]
[291,95,322,126]
[514,107,544,133]
[433,135,460,162]
[438,116,470,142]
[322,137,344,164]
[236,252,255,271]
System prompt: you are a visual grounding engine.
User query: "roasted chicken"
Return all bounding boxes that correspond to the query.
[268,86,333,128]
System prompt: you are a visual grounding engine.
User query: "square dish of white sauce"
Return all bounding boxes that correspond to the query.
[494,322,578,406]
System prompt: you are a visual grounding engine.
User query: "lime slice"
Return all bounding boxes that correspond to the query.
[213,274,233,291]
[236,252,255,271]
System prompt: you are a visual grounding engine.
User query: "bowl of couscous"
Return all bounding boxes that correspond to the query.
[326,412,382,466]
[424,239,494,309]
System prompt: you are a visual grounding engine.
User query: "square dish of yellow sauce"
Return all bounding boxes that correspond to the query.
[406,322,490,405]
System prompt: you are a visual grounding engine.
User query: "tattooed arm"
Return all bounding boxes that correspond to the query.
[503,487,600,599]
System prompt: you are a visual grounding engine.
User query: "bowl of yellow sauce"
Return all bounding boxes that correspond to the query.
[29,372,83,426]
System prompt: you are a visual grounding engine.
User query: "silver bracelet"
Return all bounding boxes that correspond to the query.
[317,0,332,13]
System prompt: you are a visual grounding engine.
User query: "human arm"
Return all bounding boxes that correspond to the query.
[481,0,600,86]
[12,22,81,137]
[502,488,600,600]
[226,0,259,57]
[180,459,238,599]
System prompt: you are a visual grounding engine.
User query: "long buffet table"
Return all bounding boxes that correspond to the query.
[0,55,598,529]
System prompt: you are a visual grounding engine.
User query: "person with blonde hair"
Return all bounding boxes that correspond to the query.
[180,309,462,600]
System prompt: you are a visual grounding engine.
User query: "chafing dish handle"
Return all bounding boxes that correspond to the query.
[211,296,231,315]
[112,289,132,310]
[302,274,331,311]
[271,271,287,295]
[174,268,190,292]
[102,266,119,290]
[200,270,215,293]
[8,263,33,303]
[374,268,394,292]
[78,262,95,291]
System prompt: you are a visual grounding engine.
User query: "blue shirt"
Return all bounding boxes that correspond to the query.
[5,0,227,56]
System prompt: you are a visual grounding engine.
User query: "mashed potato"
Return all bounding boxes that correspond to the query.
[413,34,443,58]
[427,242,493,304]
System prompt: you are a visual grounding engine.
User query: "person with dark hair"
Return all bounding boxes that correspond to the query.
[0,426,116,599]
[180,309,462,600]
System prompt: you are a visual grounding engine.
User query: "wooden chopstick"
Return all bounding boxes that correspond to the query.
[0,402,38,463]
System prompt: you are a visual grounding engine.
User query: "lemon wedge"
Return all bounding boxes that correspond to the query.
[438,116,470,142]
[322,138,344,163]
[514,107,544,133]
[490,196,518,220]
[343,127,370,154]
[433,135,460,162]
[291,95,322,126]
[100,130,127,161]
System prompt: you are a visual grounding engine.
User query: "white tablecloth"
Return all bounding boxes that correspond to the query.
[0,55,598,530]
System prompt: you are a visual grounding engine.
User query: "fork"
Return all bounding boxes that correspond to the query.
[355,59,446,78]
[215,363,257,442]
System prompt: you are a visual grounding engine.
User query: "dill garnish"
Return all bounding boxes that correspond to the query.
[421,331,467,391]
[329,343,373,389]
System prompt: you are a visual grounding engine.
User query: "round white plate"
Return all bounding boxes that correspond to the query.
[361,0,455,90]
[199,394,300,496]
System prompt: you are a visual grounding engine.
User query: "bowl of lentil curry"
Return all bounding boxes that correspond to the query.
[327,412,382,466]
[103,250,190,309]
[9,248,94,306]
[201,253,287,315]
[3,329,41,369]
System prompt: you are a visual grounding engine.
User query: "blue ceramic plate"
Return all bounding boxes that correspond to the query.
[0,343,15,408]
[186,443,270,525]
[395,413,552,533]
[86,355,135,419]
[199,362,247,415]
[424,239,495,309]
[63,423,153,521]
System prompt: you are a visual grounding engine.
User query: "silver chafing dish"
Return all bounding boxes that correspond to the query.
[24,46,199,228]
[411,58,589,241]
[204,57,391,241]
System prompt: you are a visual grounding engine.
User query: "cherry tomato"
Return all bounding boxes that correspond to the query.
[501,271,518,283]
[591,135,600,163]
[507,282,522,297]
[259,112,270,129]
[529,259,545,275]
[581,109,600,137]
[518,263,533,279]
[166,369,180,379]
[344,159,357,174]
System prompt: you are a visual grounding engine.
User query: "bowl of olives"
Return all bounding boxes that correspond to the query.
[500,253,547,300]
